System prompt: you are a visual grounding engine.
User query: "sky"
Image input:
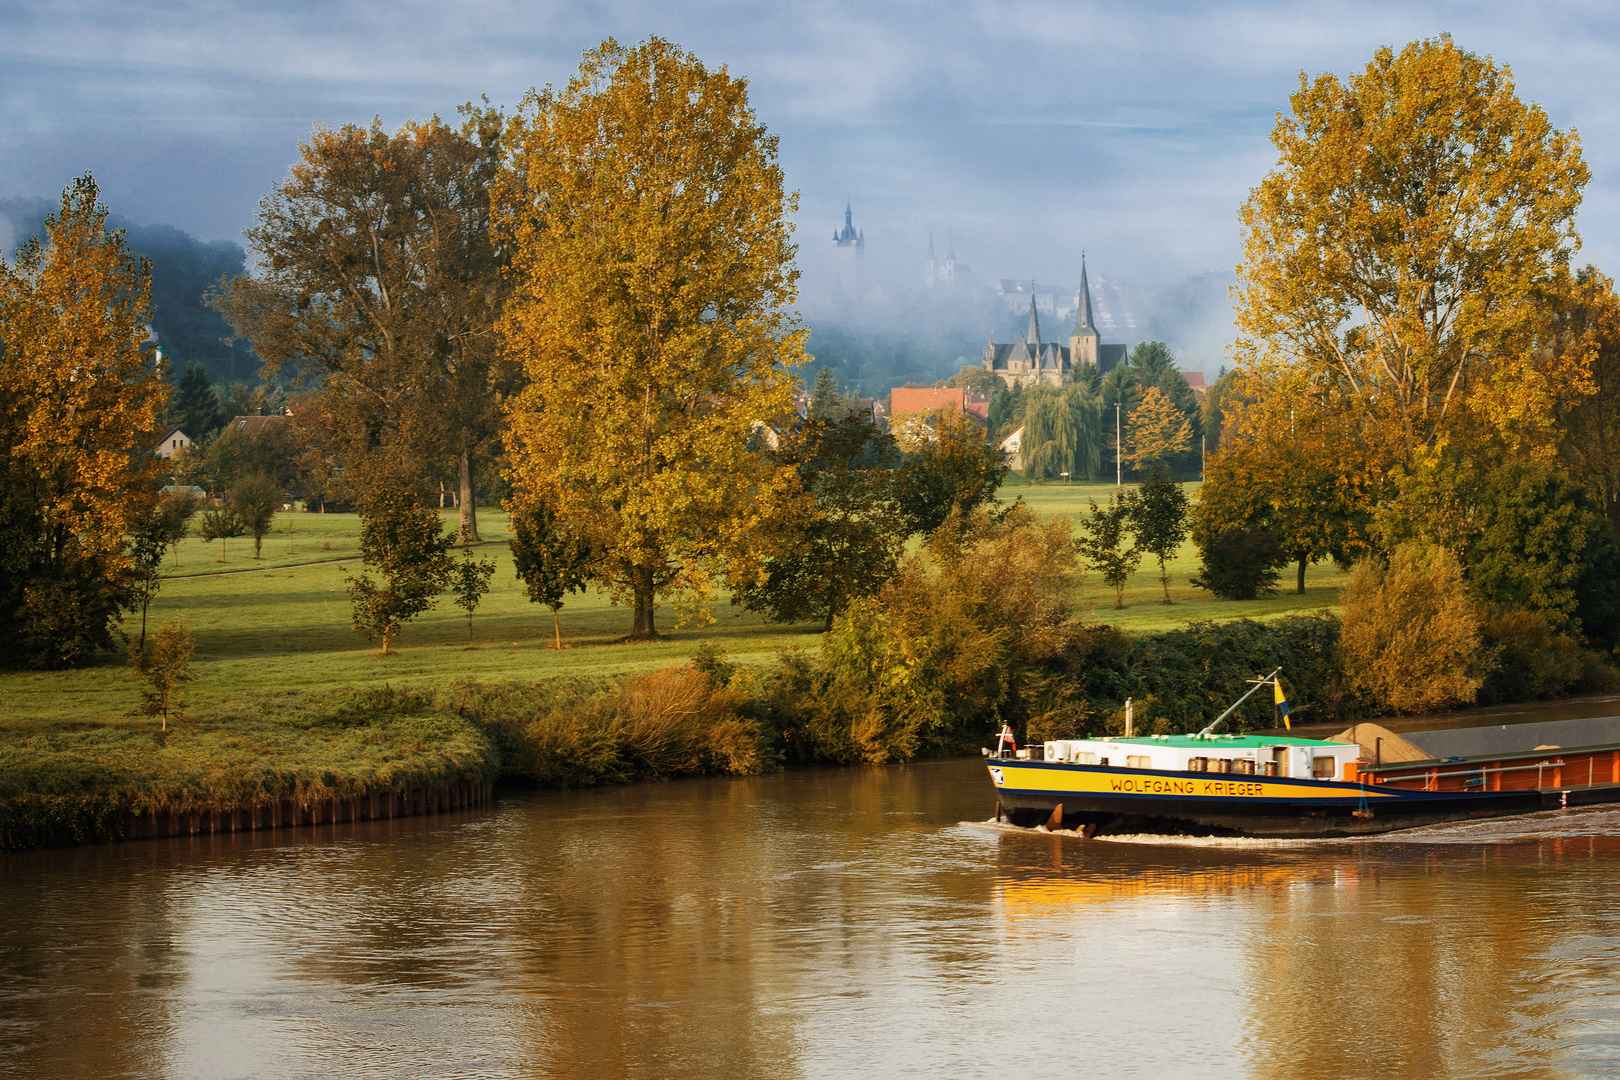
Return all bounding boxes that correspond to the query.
[5,0,1620,360]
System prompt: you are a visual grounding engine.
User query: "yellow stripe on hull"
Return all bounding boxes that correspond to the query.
[988,762,1398,801]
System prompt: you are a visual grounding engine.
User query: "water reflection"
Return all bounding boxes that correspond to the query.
[1,760,1618,1078]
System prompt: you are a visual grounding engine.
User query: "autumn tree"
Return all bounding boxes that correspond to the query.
[897,409,1007,536]
[1201,368,1250,453]
[738,414,909,631]
[1196,397,1381,592]
[217,108,511,542]
[1235,35,1591,466]
[1124,386,1194,475]
[0,175,167,668]
[1556,267,1620,532]
[496,38,806,639]
[1340,545,1486,714]
[510,496,592,649]
[344,482,453,653]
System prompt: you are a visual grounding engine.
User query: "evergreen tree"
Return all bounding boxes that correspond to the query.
[808,367,844,420]
[166,362,224,440]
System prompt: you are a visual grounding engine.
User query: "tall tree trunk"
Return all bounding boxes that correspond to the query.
[552,608,562,650]
[458,450,479,543]
[631,565,657,639]
[1297,555,1307,594]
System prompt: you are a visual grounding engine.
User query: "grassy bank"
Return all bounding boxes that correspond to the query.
[0,484,1353,849]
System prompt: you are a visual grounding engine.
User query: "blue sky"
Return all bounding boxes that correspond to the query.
[4,1,1619,306]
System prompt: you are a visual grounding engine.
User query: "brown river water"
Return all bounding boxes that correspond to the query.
[2,756,1618,1079]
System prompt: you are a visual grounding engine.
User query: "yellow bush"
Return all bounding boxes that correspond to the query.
[1340,545,1485,714]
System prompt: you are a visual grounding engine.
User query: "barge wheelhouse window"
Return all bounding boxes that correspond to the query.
[1126,755,1152,769]
[1312,756,1337,779]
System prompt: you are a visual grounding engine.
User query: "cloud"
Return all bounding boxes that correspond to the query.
[3,0,1619,309]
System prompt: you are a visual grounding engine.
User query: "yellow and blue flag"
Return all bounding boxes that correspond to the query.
[1275,678,1290,730]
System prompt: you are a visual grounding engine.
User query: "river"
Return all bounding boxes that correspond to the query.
[3,756,1618,1078]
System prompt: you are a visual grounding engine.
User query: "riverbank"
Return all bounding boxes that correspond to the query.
[0,685,499,850]
[2,487,1362,852]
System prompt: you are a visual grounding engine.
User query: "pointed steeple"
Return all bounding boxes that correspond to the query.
[928,234,936,260]
[845,200,853,231]
[1026,295,1041,352]
[1074,254,1097,335]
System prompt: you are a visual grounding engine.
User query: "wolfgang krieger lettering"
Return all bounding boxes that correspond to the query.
[1105,776,1266,797]
[1106,777,1196,795]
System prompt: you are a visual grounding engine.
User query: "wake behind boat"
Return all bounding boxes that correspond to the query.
[986,671,1620,838]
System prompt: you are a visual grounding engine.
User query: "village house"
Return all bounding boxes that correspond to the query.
[152,425,192,458]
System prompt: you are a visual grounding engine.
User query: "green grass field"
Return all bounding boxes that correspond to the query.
[1,481,1349,733]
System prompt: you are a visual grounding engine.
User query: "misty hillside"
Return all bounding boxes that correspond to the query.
[0,197,260,387]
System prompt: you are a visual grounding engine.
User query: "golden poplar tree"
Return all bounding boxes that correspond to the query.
[1234,35,1591,466]
[1123,386,1193,474]
[496,38,806,639]
[0,175,167,666]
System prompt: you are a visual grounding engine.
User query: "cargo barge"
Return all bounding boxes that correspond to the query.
[986,674,1620,838]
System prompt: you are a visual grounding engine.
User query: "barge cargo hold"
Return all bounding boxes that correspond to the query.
[986,732,1620,839]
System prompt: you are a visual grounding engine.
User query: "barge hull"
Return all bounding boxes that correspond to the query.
[995,788,1558,838]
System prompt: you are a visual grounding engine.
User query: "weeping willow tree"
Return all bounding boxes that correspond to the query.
[1023,383,1103,480]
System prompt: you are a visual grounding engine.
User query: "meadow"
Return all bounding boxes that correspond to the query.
[2,479,1350,732]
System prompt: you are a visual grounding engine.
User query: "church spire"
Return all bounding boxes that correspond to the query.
[1026,294,1041,349]
[1074,254,1097,335]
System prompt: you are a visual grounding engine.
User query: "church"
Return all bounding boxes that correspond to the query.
[982,260,1126,388]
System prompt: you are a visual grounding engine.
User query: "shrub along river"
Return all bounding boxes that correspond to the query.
[3,755,1618,1078]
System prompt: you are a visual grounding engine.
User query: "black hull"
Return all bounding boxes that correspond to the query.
[995,788,1605,839]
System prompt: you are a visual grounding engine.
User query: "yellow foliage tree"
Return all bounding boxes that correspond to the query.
[1235,35,1592,466]
[1195,395,1385,592]
[1123,386,1193,474]
[495,38,806,639]
[0,175,167,666]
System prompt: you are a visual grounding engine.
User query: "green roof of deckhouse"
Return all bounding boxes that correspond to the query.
[1098,735,1354,749]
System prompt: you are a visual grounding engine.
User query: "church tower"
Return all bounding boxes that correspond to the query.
[1069,256,1101,370]
[834,200,865,260]
[942,237,956,286]
[925,235,937,288]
